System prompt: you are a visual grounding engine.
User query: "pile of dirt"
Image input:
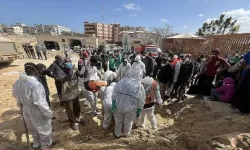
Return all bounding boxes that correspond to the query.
[159,99,250,150]
[1,58,250,150]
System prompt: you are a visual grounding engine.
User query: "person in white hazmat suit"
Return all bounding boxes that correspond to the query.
[103,69,117,85]
[12,63,53,149]
[138,76,162,130]
[131,55,146,76]
[82,56,102,116]
[100,71,117,129]
[116,58,131,80]
[111,66,146,138]
[100,82,117,129]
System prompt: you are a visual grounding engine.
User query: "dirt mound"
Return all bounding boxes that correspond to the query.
[159,99,250,150]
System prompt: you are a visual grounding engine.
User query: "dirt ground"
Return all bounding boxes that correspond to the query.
[1,56,250,150]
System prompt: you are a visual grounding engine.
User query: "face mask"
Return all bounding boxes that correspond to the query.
[65,62,72,69]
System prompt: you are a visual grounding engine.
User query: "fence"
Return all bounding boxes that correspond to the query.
[162,33,250,58]
[205,33,250,57]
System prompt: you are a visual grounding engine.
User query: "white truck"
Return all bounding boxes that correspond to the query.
[0,37,19,64]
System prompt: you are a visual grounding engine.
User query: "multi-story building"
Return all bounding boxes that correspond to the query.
[3,26,23,35]
[57,25,71,35]
[119,31,156,46]
[15,23,26,27]
[43,25,59,35]
[2,26,14,34]
[22,26,37,34]
[84,21,120,43]
[35,24,71,36]
[13,26,23,34]
[120,26,146,32]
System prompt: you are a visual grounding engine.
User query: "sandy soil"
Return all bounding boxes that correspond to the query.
[1,57,250,150]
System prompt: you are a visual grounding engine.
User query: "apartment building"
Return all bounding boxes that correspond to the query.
[35,24,71,35]
[120,26,146,32]
[13,26,24,34]
[119,31,156,46]
[84,21,120,43]
[2,26,23,35]
[22,26,37,34]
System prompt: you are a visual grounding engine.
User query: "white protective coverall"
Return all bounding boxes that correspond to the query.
[112,66,146,137]
[131,55,146,75]
[99,82,116,129]
[116,60,131,80]
[103,70,117,83]
[138,76,162,129]
[82,63,100,113]
[12,73,52,148]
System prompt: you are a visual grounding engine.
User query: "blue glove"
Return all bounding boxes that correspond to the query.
[111,100,116,112]
[136,108,142,118]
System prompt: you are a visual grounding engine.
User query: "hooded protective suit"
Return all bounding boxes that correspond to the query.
[131,55,146,75]
[138,76,162,129]
[82,63,100,114]
[112,66,146,137]
[99,82,116,129]
[12,73,52,148]
[117,60,131,80]
[104,70,117,84]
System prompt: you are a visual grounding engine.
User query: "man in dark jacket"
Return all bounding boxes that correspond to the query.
[46,55,66,105]
[141,51,154,77]
[173,56,194,100]
[157,54,175,100]
[37,63,51,107]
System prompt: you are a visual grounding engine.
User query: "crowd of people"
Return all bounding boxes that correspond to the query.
[22,43,48,60]
[12,46,250,149]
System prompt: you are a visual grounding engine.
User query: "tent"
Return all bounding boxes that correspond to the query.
[166,33,206,40]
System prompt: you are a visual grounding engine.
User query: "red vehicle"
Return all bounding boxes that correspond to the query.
[135,45,162,57]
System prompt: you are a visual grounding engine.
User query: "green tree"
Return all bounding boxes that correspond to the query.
[197,14,240,36]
